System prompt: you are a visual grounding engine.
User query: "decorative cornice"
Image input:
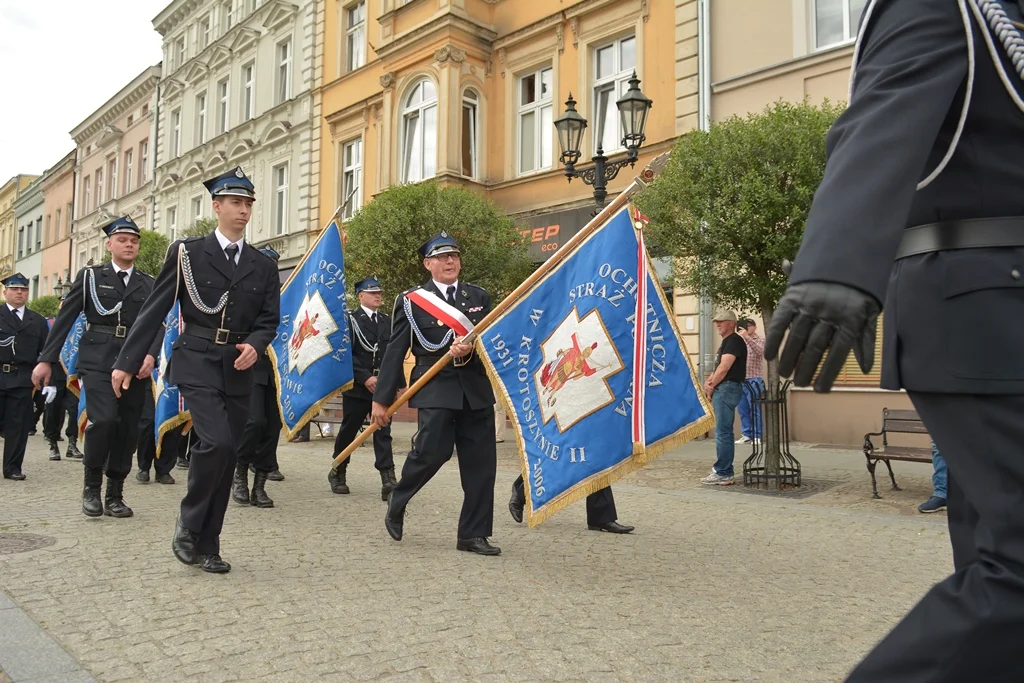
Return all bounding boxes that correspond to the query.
[260,0,299,32]
[376,13,497,61]
[434,45,466,63]
[493,11,565,50]
[70,67,160,143]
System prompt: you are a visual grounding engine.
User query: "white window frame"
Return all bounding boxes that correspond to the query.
[199,14,211,49]
[140,139,149,183]
[345,1,366,72]
[400,79,438,184]
[217,77,230,134]
[83,177,91,213]
[124,148,134,194]
[95,169,104,207]
[516,66,553,177]
[273,163,289,236]
[222,0,234,33]
[592,34,636,155]
[461,89,479,180]
[242,61,255,120]
[170,109,182,157]
[107,158,118,201]
[195,92,208,146]
[340,138,362,220]
[190,196,203,225]
[812,0,866,50]
[167,206,178,241]
[174,36,186,69]
[277,39,292,104]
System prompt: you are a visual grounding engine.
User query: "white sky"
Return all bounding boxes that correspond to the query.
[0,0,170,181]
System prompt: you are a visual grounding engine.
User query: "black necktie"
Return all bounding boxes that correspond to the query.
[370,312,377,324]
[446,285,456,305]
[118,271,128,288]
[225,245,239,272]
[14,309,21,321]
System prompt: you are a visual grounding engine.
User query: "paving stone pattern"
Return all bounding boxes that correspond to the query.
[0,430,952,682]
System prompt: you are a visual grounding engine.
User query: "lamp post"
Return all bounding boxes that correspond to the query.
[553,71,653,209]
[55,277,72,299]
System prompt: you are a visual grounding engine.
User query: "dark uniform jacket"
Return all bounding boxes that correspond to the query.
[374,280,494,411]
[788,0,1024,394]
[346,306,401,401]
[0,306,50,390]
[39,264,162,374]
[114,232,280,396]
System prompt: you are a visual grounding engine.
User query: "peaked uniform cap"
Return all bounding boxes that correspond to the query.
[100,216,141,237]
[1,273,30,288]
[203,166,256,199]
[258,245,280,262]
[355,276,382,293]
[418,231,461,259]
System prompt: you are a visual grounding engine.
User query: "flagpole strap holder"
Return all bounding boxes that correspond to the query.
[741,380,802,489]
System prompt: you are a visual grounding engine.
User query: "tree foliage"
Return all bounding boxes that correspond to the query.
[182,217,218,239]
[102,230,171,277]
[343,182,534,304]
[27,295,59,318]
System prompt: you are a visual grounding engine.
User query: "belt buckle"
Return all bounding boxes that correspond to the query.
[1,364,10,373]
[372,369,380,376]
[115,325,127,339]
[214,328,231,345]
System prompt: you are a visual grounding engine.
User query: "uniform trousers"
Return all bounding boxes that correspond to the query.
[81,370,146,480]
[136,390,177,477]
[391,401,496,539]
[31,390,45,432]
[0,386,32,476]
[177,384,249,556]
[847,393,1024,683]
[512,475,617,526]
[42,385,77,442]
[237,379,281,473]
[333,394,393,469]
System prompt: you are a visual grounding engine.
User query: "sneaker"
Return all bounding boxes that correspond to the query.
[918,496,947,513]
[735,436,752,444]
[700,471,735,486]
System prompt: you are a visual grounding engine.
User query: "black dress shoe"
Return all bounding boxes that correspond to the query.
[384,492,404,541]
[136,470,150,483]
[3,472,26,481]
[172,518,198,565]
[508,484,525,524]
[456,537,501,556]
[588,521,635,534]
[155,473,175,485]
[175,457,189,470]
[197,554,231,573]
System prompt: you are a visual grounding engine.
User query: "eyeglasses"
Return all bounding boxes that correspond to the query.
[431,253,461,262]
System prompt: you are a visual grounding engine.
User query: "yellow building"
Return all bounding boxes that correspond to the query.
[0,175,40,279]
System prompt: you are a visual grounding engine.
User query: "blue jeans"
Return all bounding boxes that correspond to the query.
[737,377,765,439]
[932,442,947,499]
[712,381,744,477]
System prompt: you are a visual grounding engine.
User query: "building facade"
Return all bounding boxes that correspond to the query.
[40,151,77,296]
[152,0,320,271]
[0,175,39,280]
[13,178,45,298]
[70,66,161,273]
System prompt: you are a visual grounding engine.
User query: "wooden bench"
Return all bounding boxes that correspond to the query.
[309,396,346,438]
[862,408,934,499]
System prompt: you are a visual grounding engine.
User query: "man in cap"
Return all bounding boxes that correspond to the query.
[0,274,50,480]
[328,275,402,500]
[34,218,162,514]
[42,293,83,462]
[763,2,1024,679]
[371,232,500,556]
[111,167,279,574]
[701,309,746,486]
[231,245,283,509]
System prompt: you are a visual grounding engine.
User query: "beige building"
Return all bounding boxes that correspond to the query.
[40,151,77,295]
[0,175,39,279]
[70,66,161,273]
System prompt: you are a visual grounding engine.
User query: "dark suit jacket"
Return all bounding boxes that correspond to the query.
[374,280,494,411]
[114,232,281,396]
[788,0,1024,394]
[0,306,50,390]
[39,264,163,374]
[345,307,402,401]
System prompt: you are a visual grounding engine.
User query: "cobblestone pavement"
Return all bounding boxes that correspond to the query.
[0,428,951,682]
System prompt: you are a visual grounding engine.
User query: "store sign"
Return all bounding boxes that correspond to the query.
[516,206,595,262]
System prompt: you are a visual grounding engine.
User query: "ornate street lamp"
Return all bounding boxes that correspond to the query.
[553,71,653,208]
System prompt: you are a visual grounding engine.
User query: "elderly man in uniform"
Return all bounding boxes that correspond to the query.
[0,274,50,480]
[112,167,279,574]
[41,293,84,462]
[371,232,500,556]
[328,276,402,500]
[765,1,1024,680]
[35,218,162,516]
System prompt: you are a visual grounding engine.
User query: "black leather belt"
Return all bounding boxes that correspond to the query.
[182,323,248,345]
[896,216,1024,259]
[86,323,129,338]
[0,363,18,373]
[414,356,446,367]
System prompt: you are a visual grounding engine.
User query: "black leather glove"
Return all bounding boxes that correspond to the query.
[764,282,881,393]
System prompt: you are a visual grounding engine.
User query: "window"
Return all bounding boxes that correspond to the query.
[345,2,366,72]
[55,208,61,240]
[174,36,186,69]
[814,0,867,49]
[195,92,207,145]
[273,164,288,235]
[167,206,178,241]
[277,40,292,103]
[199,14,211,49]
[517,66,553,175]
[108,158,118,200]
[127,114,134,126]
[139,139,149,182]
[83,177,91,213]
[248,0,259,11]
[593,35,636,154]
[44,215,51,245]
[216,78,230,135]
[35,218,41,251]
[17,227,24,258]
[222,0,234,32]
[95,169,103,207]
[400,79,438,183]
[341,139,362,220]
[191,196,203,225]
[42,276,48,295]
[31,276,38,299]
[242,61,255,120]
[142,103,149,116]
[124,149,134,194]
[90,246,98,264]
[170,109,181,157]
[461,90,480,179]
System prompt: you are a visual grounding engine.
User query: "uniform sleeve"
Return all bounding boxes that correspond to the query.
[114,242,181,374]
[373,296,411,405]
[37,268,86,363]
[146,323,165,360]
[788,0,970,303]
[242,260,280,357]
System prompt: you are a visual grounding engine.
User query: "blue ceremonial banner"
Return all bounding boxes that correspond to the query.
[154,302,190,459]
[478,204,714,526]
[59,313,87,435]
[269,219,354,439]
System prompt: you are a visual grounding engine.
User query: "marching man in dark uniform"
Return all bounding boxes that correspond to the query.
[0,274,50,481]
[508,478,633,534]
[764,2,1024,680]
[42,294,83,462]
[328,276,401,500]
[232,245,283,509]
[34,217,162,516]
[371,232,500,556]
[135,386,176,485]
[111,167,279,574]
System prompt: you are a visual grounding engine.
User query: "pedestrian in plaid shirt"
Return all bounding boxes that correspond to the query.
[736,319,765,444]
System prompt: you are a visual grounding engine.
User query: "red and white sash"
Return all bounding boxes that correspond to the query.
[406,288,475,337]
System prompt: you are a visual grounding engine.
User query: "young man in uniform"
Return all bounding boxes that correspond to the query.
[111,167,279,574]
[0,274,50,480]
[765,2,1024,679]
[328,276,402,500]
[34,217,162,516]
[371,232,500,556]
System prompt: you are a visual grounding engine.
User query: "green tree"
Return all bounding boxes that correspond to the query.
[635,99,844,487]
[343,182,533,303]
[27,295,59,318]
[102,230,171,277]
[181,216,217,239]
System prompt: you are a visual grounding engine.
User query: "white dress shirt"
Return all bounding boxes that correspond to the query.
[6,304,25,319]
[360,305,379,321]
[215,229,244,264]
[432,280,459,300]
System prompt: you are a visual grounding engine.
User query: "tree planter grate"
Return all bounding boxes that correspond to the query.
[742,380,802,489]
